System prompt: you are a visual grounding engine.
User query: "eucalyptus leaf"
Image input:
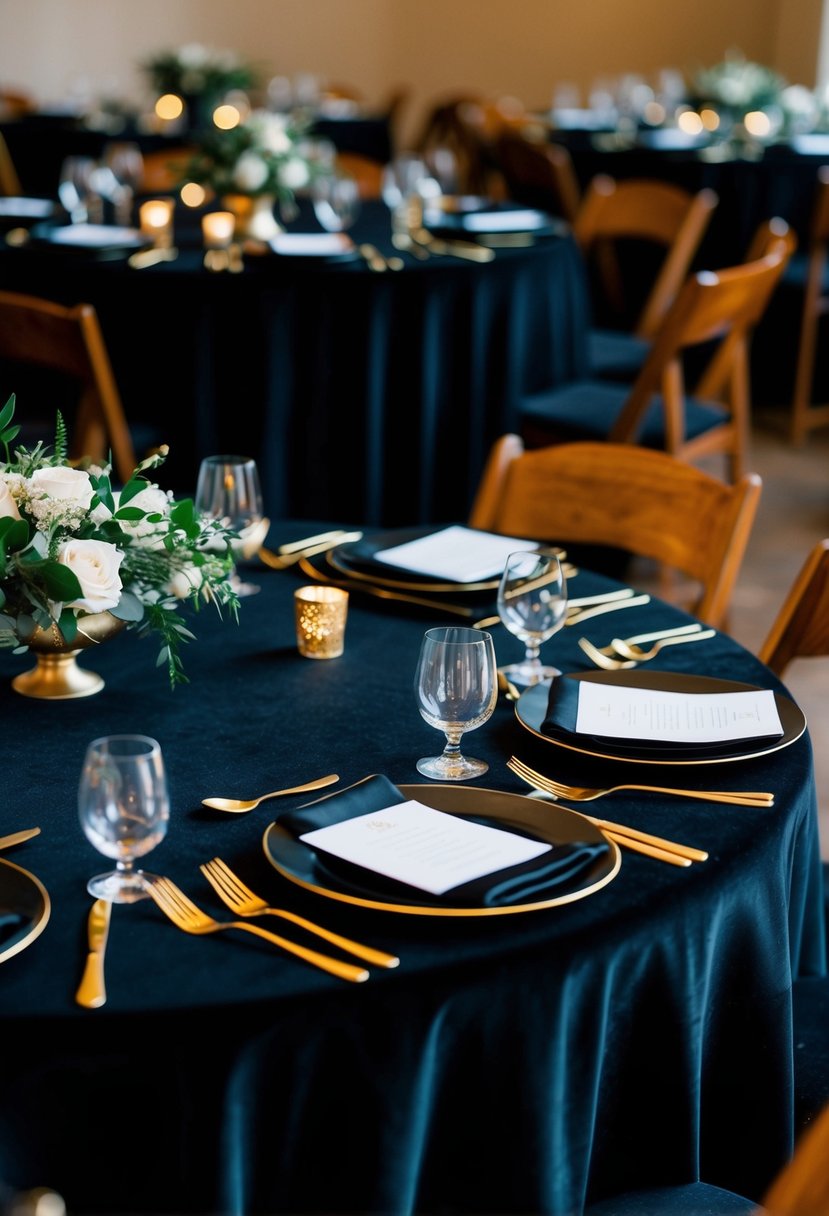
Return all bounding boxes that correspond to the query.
[110,590,144,622]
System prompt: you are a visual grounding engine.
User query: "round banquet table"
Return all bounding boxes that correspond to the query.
[0,199,589,528]
[0,522,823,1216]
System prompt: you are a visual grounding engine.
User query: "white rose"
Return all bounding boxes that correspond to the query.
[233,152,270,193]
[30,466,94,509]
[166,563,204,599]
[0,478,21,521]
[178,43,209,68]
[279,157,310,190]
[58,539,124,613]
[257,114,292,155]
[118,485,170,537]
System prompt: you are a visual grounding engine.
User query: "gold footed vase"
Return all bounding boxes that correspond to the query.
[222,193,283,243]
[12,612,127,700]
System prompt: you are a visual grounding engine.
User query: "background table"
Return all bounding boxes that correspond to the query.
[0,201,589,526]
[0,527,823,1215]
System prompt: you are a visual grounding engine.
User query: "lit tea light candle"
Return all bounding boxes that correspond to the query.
[201,211,235,249]
[139,199,175,248]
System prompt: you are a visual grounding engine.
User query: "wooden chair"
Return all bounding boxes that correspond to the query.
[469,435,761,629]
[574,175,719,380]
[0,130,22,196]
[412,93,492,195]
[758,539,829,675]
[490,128,581,224]
[138,146,194,195]
[0,290,139,483]
[789,166,829,445]
[334,151,384,200]
[519,236,794,484]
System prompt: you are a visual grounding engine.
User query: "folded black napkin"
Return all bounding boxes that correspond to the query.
[280,774,609,907]
[542,675,782,761]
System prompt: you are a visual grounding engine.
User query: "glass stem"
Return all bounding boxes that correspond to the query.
[524,640,541,666]
[442,731,463,760]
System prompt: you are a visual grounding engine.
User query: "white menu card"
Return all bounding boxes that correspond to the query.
[299,800,551,896]
[374,526,539,582]
[575,683,784,743]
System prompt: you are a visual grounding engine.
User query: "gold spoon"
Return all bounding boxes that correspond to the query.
[202,774,340,814]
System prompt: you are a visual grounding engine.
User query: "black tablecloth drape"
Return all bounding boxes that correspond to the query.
[0,201,589,527]
[0,526,822,1215]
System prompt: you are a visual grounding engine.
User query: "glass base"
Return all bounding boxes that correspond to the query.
[416,754,489,781]
[87,869,157,904]
[499,660,560,689]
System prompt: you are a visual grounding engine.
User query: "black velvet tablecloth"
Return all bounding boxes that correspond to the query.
[0,200,589,528]
[0,523,823,1216]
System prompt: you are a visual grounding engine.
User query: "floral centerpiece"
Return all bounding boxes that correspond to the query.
[142,43,257,128]
[181,108,314,200]
[0,394,240,693]
[688,51,787,118]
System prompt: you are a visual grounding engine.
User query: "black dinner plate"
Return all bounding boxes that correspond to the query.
[0,856,51,964]
[262,783,620,917]
[422,202,565,240]
[28,221,152,258]
[515,671,807,766]
[327,526,506,594]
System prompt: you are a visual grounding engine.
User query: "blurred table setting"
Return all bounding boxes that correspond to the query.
[0,180,589,526]
[0,500,823,1214]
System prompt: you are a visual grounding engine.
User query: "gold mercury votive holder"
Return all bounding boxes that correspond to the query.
[294,586,349,659]
[201,210,238,272]
[139,198,175,249]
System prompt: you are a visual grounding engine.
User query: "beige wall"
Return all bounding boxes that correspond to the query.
[1,0,822,147]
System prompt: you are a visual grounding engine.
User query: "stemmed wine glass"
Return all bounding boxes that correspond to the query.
[414,626,498,780]
[78,735,170,904]
[102,141,145,226]
[58,155,102,223]
[496,549,568,687]
[311,172,361,234]
[195,455,266,597]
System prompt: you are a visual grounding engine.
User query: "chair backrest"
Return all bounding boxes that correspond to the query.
[139,146,194,194]
[573,175,719,338]
[334,151,384,199]
[610,239,794,478]
[790,166,829,445]
[0,289,137,483]
[0,130,22,195]
[491,129,581,224]
[468,435,762,628]
[412,93,490,194]
[759,1097,829,1216]
[757,539,829,676]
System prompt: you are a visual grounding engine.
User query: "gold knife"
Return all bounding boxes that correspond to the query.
[0,827,40,850]
[75,899,111,1009]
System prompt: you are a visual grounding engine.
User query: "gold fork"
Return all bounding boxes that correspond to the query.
[144,875,369,983]
[200,857,399,969]
[506,756,774,808]
[579,623,705,668]
[507,757,708,865]
[579,626,714,670]
[259,531,362,570]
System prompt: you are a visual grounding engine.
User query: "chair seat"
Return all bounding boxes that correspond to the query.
[585,1181,757,1215]
[588,328,652,380]
[519,379,730,448]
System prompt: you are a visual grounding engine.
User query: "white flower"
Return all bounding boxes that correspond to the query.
[166,562,204,599]
[58,539,124,614]
[0,477,21,521]
[116,485,171,543]
[279,157,311,190]
[233,151,270,192]
[30,466,93,509]
[177,43,210,69]
[251,111,292,155]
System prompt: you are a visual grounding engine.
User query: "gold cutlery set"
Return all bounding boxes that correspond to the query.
[358,243,404,272]
[579,622,716,669]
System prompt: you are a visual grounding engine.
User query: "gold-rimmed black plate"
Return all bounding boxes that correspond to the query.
[262,783,621,917]
[515,672,807,766]
[327,527,503,594]
[0,856,50,964]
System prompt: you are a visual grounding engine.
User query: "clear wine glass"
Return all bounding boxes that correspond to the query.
[312,172,361,233]
[496,549,568,687]
[380,153,428,210]
[414,626,498,781]
[195,455,265,597]
[58,155,103,223]
[78,735,170,904]
[102,141,145,225]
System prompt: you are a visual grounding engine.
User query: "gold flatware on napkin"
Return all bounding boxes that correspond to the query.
[506,756,774,808]
[0,827,40,850]
[202,773,340,814]
[200,857,399,968]
[144,875,369,982]
[413,229,495,263]
[75,898,111,1008]
[259,532,363,570]
[127,246,179,270]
